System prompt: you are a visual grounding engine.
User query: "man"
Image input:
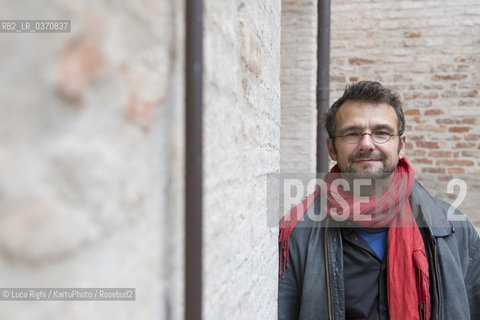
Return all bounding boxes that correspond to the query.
[278,81,480,319]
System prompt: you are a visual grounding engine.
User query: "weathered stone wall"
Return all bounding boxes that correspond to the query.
[203,0,281,318]
[0,1,184,319]
[330,0,480,225]
[280,0,318,174]
[1,0,284,318]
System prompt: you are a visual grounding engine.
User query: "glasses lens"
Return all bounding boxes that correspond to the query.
[340,132,393,144]
[372,132,391,144]
[343,133,361,144]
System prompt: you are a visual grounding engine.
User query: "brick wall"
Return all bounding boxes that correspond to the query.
[330,0,480,225]
[280,0,318,173]
[203,0,280,318]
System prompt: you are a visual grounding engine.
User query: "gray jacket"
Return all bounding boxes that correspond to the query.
[278,181,480,319]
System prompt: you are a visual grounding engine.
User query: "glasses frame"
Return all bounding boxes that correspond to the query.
[332,132,401,144]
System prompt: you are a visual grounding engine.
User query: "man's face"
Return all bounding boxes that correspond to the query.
[327,101,406,180]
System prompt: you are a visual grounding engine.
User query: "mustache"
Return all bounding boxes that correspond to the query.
[349,153,385,161]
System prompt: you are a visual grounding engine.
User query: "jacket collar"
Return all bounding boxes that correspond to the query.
[409,180,454,237]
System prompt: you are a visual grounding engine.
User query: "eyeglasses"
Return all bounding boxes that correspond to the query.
[333,131,400,144]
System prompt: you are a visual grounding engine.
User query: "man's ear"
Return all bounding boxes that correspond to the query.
[327,138,337,161]
[398,135,406,158]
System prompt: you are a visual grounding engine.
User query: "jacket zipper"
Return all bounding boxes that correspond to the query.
[324,218,333,320]
[433,240,441,320]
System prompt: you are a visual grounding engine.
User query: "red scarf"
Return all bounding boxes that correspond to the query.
[279,157,430,320]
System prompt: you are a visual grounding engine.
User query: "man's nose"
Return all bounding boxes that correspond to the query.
[358,133,375,150]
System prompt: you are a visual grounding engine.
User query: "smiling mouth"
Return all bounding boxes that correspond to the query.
[354,159,380,163]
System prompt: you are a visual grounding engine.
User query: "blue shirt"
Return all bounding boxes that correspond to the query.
[354,227,389,260]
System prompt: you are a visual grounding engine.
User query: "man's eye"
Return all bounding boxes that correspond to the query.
[344,132,360,137]
[374,131,390,137]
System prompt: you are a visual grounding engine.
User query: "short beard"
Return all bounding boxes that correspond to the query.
[342,166,393,180]
[341,152,397,180]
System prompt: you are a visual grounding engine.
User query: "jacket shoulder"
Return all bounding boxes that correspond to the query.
[413,180,479,252]
[288,196,328,248]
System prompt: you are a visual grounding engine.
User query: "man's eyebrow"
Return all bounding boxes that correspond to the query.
[337,124,395,135]
[337,125,362,135]
[372,124,395,132]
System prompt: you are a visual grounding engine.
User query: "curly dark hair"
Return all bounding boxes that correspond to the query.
[322,81,405,139]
